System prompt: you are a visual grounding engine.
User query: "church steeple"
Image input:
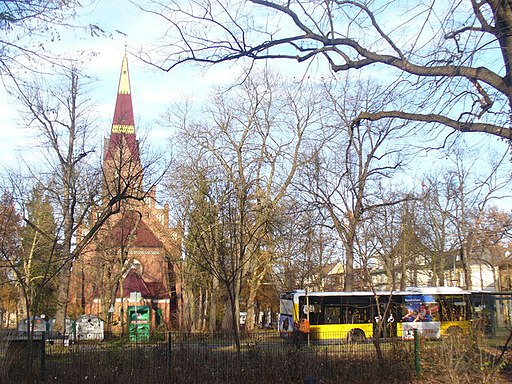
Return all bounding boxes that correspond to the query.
[117,54,131,96]
[105,53,140,163]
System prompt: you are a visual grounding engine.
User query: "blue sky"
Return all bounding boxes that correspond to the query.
[0,0,262,167]
[1,0,511,213]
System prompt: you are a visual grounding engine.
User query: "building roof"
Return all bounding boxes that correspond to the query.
[118,268,169,299]
[101,211,163,249]
[119,268,152,298]
[321,262,344,275]
[132,218,163,248]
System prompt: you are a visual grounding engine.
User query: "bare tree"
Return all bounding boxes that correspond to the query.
[0,0,118,79]
[418,144,512,289]
[272,196,339,292]
[165,69,318,345]
[0,1,76,70]
[137,0,512,140]
[362,189,425,291]
[297,77,410,291]
[447,146,512,288]
[420,173,459,287]
[9,64,162,336]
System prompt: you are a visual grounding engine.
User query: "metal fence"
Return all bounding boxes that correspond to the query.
[3,331,417,384]
[167,332,415,384]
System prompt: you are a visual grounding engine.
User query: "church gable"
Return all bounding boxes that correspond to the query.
[133,218,162,248]
[100,211,163,250]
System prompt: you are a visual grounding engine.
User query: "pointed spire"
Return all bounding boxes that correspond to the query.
[105,54,140,163]
[112,53,134,133]
[117,51,131,94]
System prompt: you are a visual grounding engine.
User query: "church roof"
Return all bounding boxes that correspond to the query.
[132,218,163,248]
[121,268,152,298]
[101,211,163,249]
[105,54,140,163]
[118,268,170,299]
[145,282,170,299]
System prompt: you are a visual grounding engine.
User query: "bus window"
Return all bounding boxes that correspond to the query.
[342,301,371,324]
[439,296,469,321]
[306,303,322,325]
[324,305,341,324]
[298,296,323,325]
[351,308,365,323]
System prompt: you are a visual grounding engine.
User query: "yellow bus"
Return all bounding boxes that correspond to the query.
[278,286,473,343]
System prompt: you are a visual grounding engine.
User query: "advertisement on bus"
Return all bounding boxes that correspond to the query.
[401,294,440,339]
[279,296,295,337]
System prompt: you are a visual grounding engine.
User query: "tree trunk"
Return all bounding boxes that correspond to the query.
[228,282,241,353]
[461,244,472,289]
[209,278,218,332]
[53,261,72,337]
[344,245,355,291]
[245,287,257,331]
[438,253,445,286]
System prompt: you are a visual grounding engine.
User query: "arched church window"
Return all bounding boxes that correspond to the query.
[123,259,143,277]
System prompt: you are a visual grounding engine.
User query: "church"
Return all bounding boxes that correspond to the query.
[68,54,182,334]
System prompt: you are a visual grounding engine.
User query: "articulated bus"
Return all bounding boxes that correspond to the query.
[279,287,473,342]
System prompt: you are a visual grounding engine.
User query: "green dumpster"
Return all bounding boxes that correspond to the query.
[128,305,150,341]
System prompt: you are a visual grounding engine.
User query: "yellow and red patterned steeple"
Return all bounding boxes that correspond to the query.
[105,53,140,163]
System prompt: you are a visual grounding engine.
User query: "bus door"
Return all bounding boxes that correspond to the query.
[372,297,398,339]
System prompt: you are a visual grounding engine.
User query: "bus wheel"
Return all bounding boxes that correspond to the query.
[447,326,462,335]
[347,329,365,343]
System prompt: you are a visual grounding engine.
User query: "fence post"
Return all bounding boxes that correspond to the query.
[413,329,420,377]
[40,331,46,376]
[167,331,172,383]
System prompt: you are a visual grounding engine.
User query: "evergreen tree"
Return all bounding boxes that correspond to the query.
[0,192,22,326]
[19,184,59,318]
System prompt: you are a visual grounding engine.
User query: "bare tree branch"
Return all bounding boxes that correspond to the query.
[136,0,512,140]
